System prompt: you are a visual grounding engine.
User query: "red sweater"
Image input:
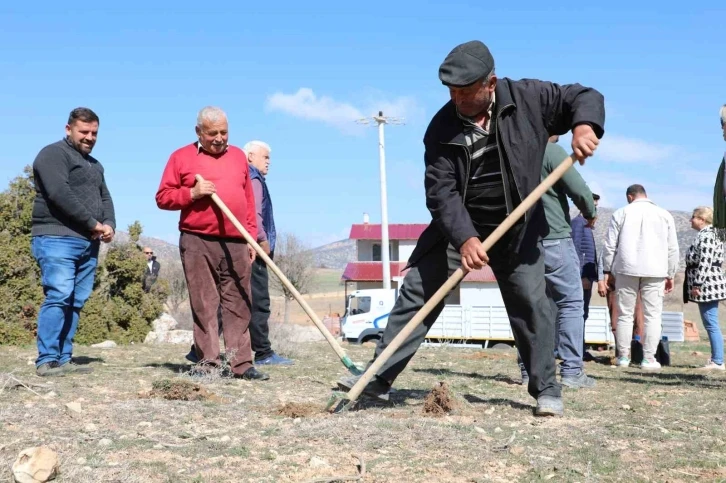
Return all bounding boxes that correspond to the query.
[155,143,257,241]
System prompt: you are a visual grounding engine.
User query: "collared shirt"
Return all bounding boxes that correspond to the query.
[196,141,229,155]
[456,94,506,227]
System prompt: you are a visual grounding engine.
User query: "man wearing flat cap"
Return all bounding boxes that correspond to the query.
[339,40,604,416]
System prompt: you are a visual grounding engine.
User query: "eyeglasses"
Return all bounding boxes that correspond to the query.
[143,251,153,255]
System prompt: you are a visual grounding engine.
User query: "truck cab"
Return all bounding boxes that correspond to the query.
[341,289,397,344]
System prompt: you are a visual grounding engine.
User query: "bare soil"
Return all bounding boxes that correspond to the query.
[2,338,726,482]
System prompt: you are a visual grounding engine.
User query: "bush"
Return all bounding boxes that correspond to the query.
[0,169,167,345]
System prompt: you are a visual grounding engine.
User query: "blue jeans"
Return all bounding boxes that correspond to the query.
[698,301,724,365]
[31,236,99,367]
[543,238,585,376]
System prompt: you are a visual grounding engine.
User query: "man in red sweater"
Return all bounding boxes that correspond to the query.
[156,106,268,381]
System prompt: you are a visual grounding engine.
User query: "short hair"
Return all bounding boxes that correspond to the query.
[626,184,646,197]
[68,107,99,125]
[721,104,726,126]
[243,141,272,157]
[693,206,714,225]
[196,106,227,127]
[592,193,600,201]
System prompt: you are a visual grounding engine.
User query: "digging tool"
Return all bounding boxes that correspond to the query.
[195,174,362,375]
[326,154,579,412]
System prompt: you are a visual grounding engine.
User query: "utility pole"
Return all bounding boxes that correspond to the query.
[356,111,404,290]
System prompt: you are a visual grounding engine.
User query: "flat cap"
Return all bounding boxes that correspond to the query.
[439,40,495,87]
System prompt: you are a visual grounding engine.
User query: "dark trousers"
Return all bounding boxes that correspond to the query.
[179,232,253,375]
[250,256,273,360]
[371,234,560,400]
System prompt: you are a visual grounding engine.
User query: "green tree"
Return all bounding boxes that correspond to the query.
[0,167,167,345]
[0,167,43,344]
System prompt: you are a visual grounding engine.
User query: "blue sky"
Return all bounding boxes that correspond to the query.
[1,2,724,247]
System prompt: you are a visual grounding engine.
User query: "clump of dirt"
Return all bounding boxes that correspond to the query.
[462,351,510,361]
[148,379,215,401]
[422,381,457,416]
[275,402,322,418]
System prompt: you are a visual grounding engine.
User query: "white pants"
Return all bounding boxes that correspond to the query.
[615,275,665,360]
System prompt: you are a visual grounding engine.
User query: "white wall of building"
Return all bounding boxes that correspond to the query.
[398,240,416,263]
[356,240,399,261]
[460,282,504,306]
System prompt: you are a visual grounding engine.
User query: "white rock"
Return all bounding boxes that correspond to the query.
[152,313,178,332]
[144,329,194,345]
[42,392,57,400]
[308,456,330,468]
[76,457,86,465]
[137,422,153,428]
[143,331,158,344]
[98,439,113,447]
[91,340,117,349]
[65,402,82,414]
[219,435,231,443]
[11,446,59,483]
[84,423,97,432]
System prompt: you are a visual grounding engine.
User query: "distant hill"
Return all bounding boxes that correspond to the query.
[101,232,181,267]
[105,207,700,274]
[310,239,356,269]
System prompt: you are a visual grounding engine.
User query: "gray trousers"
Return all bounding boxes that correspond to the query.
[371,235,561,400]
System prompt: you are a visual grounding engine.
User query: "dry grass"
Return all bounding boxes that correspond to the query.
[1,336,726,482]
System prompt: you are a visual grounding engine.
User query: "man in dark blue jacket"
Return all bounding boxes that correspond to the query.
[338,40,605,416]
[244,140,293,366]
[571,193,599,360]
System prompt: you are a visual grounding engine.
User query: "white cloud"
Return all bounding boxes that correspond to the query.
[266,88,422,133]
[596,134,678,164]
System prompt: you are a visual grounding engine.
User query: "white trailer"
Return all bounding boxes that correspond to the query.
[341,289,684,347]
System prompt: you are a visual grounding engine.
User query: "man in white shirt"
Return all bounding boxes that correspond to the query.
[142,247,161,293]
[602,184,679,370]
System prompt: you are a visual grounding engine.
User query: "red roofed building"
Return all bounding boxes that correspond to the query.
[343,217,504,306]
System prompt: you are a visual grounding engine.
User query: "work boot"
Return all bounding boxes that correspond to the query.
[560,370,596,389]
[337,374,392,402]
[535,395,564,417]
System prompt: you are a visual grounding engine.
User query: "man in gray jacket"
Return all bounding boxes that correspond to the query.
[31,107,116,376]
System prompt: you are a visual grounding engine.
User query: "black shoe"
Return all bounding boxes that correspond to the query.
[337,374,392,401]
[235,367,269,381]
[583,352,596,362]
[185,345,199,364]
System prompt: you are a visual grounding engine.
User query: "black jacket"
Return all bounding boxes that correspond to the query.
[410,77,605,265]
[143,259,161,292]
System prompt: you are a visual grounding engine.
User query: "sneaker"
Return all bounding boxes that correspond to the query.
[697,360,726,371]
[337,374,392,402]
[561,370,596,389]
[255,353,294,366]
[58,361,94,374]
[519,362,529,386]
[36,361,65,377]
[616,357,631,368]
[640,359,662,371]
[233,367,270,381]
[535,395,564,417]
